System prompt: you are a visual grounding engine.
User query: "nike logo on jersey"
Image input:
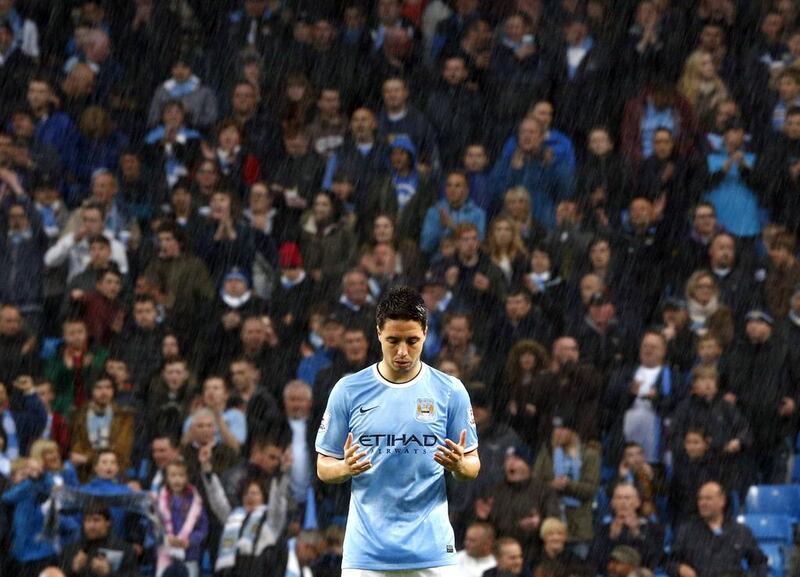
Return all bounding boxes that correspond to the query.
[359,406,378,414]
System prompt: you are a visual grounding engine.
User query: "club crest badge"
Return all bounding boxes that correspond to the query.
[415,398,435,422]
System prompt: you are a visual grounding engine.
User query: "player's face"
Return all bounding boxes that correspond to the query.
[377,319,426,375]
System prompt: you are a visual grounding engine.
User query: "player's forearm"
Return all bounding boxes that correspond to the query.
[453,453,480,481]
[317,455,352,484]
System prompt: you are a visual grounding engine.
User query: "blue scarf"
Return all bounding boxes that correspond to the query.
[1,409,19,460]
[163,76,200,99]
[553,445,582,508]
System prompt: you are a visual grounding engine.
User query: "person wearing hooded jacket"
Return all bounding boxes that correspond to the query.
[361,134,436,244]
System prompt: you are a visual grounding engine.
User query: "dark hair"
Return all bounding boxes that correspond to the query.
[376,286,427,331]
[87,234,110,247]
[90,373,116,394]
[83,500,112,520]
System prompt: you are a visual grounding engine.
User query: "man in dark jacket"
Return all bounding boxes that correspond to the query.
[667,481,766,577]
[474,442,560,565]
[0,200,47,332]
[724,309,796,484]
[753,106,800,234]
[423,55,482,169]
[0,304,38,384]
[110,296,163,394]
[60,502,137,577]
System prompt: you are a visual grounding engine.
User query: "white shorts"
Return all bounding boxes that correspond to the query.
[342,565,458,577]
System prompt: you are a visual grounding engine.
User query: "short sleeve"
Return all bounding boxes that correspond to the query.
[447,379,479,452]
[315,380,351,458]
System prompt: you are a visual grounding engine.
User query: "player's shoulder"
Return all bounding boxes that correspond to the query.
[331,364,379,391]
[425,363,468,394]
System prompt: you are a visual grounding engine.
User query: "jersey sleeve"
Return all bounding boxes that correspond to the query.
[315,380,351,459]
[447,379,479,452]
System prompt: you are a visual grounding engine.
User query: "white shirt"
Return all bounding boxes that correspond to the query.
[624,365,663,462]
[456,551,496,577]
[43,231,129,281]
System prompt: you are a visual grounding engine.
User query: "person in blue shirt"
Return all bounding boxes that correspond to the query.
[420,170,486,258]
[316,286,480,576]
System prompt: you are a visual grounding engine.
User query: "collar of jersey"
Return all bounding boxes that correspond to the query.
[372,362,426,388]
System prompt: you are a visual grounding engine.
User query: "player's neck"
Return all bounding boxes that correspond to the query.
[377,359,422,384]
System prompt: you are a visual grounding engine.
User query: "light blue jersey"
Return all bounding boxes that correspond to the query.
[315,363,478,571]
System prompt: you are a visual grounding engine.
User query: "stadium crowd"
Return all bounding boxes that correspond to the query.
[2,0,800,576]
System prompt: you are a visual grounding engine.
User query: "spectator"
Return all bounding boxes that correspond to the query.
[606,546,642,577]
[147,55,218,132]
[678,50,729,122]
[724,309,795,485]
[421,171,486,257]
[607,442,658,520]
[300,191,356,300]
[704,119,760,241]
[69,374,134,483]
[533,415,601,559]
[424,55,483,169]
[486,215,528,289]
[282,380,312,508]
[457,521,497,577]
[668,428,720,527]
[604,330,675,466]
[111,295,163,393]
[538,517,584,571]
[44,202,129,282]
[155,457,208,577]
[762,230,800,320]
[489,118,573,231]
[59,501,137,577]
[482,537,532,577]
[183,376,246,453]
[667,481,766,577]
[72,267,125,348]
[498,339,550,444]
[589,483,664,571]
[45,318,109,415]
[475,442,559,564]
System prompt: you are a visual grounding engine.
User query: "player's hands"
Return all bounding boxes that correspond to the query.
[343,432,372,477]
[435,430,467,475]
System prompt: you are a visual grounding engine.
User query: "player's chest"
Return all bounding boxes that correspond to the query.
[348,390,447,450]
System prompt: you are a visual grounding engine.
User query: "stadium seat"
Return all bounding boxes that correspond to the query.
[737,514,793,544]
[759,543,785,577]
[745,485,800,521]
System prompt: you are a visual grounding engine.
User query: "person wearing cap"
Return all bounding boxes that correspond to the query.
[667,481,766,577]
[201,266,267,375]
[589,483,664,572]
[532,413,600,559]
[605,329,675,467]
[659,296,695,373]
[723,307,795,485]
[271,241,315,341]
[474,439,559,566]
[606,545,641,577]
[572,290,630,379]
[60,501,137,577]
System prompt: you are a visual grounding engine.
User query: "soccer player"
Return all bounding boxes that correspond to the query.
[316,286,481,576]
